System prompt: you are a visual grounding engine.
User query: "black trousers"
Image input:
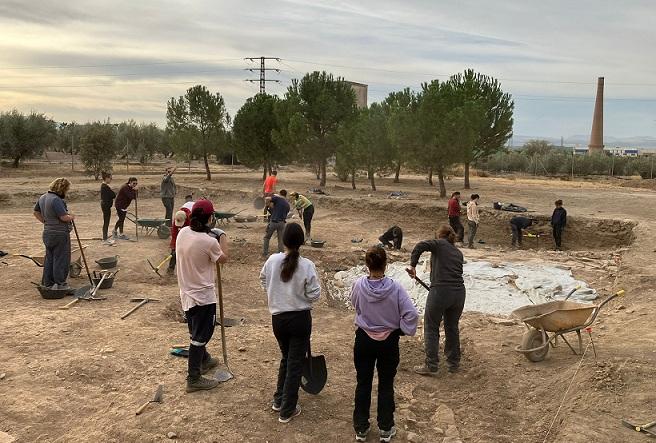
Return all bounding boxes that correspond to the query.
[303,205,314,239]
[114,208,127,233]
[448,216,464,242]
[162,197,174,222]
[511,223,522,246]
[186,303,216,379]
[101,203,112,240]
[272,310,312,418]
[168,249,176,270]
[553,224,563,248]
[353,328,400,433]
[424,285,466,370]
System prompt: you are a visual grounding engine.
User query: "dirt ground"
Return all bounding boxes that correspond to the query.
[0,160,655,443]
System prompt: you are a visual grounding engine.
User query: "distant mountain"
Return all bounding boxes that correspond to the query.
[511,135,656,149]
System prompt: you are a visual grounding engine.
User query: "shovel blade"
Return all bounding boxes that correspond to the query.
[301,354,327,395]
[213,365,234,383]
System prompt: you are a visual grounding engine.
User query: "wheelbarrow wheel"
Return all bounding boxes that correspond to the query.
[157,224,171,239]
[520,329,549,362]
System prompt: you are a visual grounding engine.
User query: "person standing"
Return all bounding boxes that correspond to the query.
[263,170,278,215]
[290,192,314,241]
[466,194,480,248]
[551,200,567,251]
[33,178,75,289]
[407,225,466,375]
[113,177,138,240]
[263,190,290,257]
[378,226,403,250]
[161,166,177,222]
[100,172,116,245]
[168,207,191,274]
[176,199,228,392]
[510,216,535,248]
[351,246,418,442]
[447,192,464,244]
[260,222,321,423]
[181,194,194,211]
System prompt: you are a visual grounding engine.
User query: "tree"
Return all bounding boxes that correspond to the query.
[353,104,394,191]
[416,80,461,197]
[382,88,419,183]
[448,69,514,188]
[275,71,356,186]
[233,93,284,179]
[0,110,56,167]
[166,85,229,180]
[136,123,164,164]
[522,139,554,156]
[79,122,118,180]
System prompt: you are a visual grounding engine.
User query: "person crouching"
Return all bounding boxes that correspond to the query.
[351,246,418,442]
[176,199,228,392]
[260,223,321,423]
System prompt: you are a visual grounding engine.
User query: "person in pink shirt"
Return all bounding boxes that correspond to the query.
[350,246,418,442]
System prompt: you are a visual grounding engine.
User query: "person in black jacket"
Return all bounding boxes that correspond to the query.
[407,225,465,375]
[113,177,138,240]
[100,172,116,245]
[378,226,403,250]
[551,200,567,251]
[510,216,535,248]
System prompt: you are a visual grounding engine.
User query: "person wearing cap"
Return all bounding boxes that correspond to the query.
[263,189,290,257]
[290,192,314,241]
[161,166,177,222]
[168,207,191,274]
[176,199,228,392]
[181,194,194,211]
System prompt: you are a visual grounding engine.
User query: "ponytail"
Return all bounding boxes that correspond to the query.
[279,223,305,282]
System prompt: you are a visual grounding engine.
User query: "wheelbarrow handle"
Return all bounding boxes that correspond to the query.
[585,289,625,327]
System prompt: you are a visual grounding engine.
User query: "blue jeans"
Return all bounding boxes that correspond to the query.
[42,230,71,287]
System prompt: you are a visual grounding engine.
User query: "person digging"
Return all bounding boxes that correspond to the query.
[378,226,403,250]
[176,199,229,392]
[263,190,290,257]
[509,216,536,248]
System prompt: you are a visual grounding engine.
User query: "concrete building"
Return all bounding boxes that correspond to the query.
[588,77,604,154]
[346,81,368,108]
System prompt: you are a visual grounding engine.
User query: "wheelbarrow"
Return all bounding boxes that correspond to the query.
[214,210,244,225]
[14,246,86,278]
[511,289,624,362]
[126,213,170,239]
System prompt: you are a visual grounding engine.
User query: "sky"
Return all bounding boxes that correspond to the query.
[1,0,655,143]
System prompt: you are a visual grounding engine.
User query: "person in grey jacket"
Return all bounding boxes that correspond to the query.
[33,178,75,289]
[260,222,321,424]
[407,225,465,375]
[160,166,177,221]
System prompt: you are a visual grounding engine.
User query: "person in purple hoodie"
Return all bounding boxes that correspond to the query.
[351,246,419,443]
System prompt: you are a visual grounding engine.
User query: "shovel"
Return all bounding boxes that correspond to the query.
[300,340,327,395]
[213,262,233,382]
[71,220,94,287]
[135,384,163,415]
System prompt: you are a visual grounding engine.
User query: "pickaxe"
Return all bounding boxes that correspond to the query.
[147,255,172,277]
[121,297,160,319]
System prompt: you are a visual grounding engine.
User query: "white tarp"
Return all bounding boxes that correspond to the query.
[330,259,597,316]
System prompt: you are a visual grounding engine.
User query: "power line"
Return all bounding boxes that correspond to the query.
[0,57,244,70]
[244,57,281,93]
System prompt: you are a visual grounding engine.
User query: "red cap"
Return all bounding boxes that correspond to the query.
[192,199,214,215]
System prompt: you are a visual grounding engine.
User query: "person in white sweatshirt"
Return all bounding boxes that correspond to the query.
[466,194,480,248]
[260,222,321,424]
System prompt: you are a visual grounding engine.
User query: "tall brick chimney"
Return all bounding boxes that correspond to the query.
[588,77,604,154]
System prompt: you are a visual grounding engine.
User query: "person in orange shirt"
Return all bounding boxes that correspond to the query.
[263,170,278,215]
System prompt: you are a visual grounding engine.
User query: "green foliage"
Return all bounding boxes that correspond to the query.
[0,110,56,167]
[55,122,82,154]
[381,88,419,182]
[630,156,656,179]
[79,122,119,180]
[166,85,229,180]
[275,71,356,186]
[233,93,284,177]
[522,139,554,156]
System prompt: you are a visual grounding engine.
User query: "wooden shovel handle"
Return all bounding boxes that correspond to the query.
[135,400,151,415]
[121,299,148,319]
[60,297,81,310]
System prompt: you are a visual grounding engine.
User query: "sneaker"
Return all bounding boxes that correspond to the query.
[118,234,130,240]
[447,363,460,373]
[103,239,115,246]
[355,425,371,442]
[201,356,219,374]
[278,405,301,423]
[413,365,438,376]
[379,426,396,442]
[112,231,118,239]
[185,376,220,393]
[271,402,281,412]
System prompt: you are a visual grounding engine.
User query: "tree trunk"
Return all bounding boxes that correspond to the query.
[437,168,447,198]
[464,162,471,189]
[315,162,321,180]
[262,164,267,181]
[369,168,376,191]
[351,170,356,190]
[12,155,21,168]
[428,167,433,186]
[394,161,401,183]
[319,158,327,187]
[203,152,211,181]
